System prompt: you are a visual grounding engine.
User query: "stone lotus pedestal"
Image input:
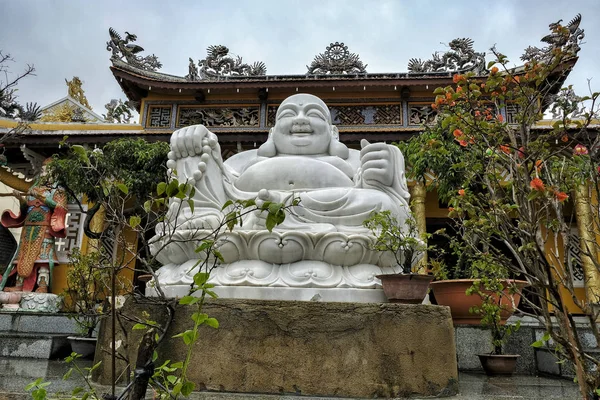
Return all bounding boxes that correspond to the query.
[0,291,23,310]
[93,298,459,398]
[19,293,62,313]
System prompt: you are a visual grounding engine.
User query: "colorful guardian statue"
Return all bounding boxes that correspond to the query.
[0,160,68,293]
[151,93,414,302]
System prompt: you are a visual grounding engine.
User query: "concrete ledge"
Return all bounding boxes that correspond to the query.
[0,332,71,359]
[0,312,79,334]
[94,299,458,398]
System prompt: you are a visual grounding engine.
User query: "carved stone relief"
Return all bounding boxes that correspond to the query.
[177,107,259,128]
[267,104,400,126]
[408,104,437,126]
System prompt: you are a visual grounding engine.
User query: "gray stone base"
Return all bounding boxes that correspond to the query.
[0,332,71,359]
[93,299,458,398]
[0,311,80,359]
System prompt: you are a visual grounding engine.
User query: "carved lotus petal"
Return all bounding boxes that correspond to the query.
[279,261,342,288]
[250,232,312,264]
[215,233,247,264]
[342,264,384,289]
[213,260,278,286]
[316,233,371,266]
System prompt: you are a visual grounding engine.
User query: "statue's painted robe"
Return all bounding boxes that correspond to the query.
[0,182,68,292]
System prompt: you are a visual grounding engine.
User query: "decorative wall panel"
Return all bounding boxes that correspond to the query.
[408,103,437,126]
[568,227,585,288]
[177,107,259,128]
[55,204,87,263]
[147,106,172,128]
[505,104,521,125]
[267,104,401,127]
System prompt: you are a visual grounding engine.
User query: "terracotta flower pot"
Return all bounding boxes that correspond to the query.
[478,354,520,375]
[376,274,434,304]
[430,279,528,325]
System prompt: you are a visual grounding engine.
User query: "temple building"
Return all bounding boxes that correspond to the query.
[0,24,594,310]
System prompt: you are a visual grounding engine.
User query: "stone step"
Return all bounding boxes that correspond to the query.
[0,332,73,359]
[0,312,79,335]
[535,347,600,378]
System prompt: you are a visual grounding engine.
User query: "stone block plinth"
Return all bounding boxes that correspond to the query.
[94,299,458,398]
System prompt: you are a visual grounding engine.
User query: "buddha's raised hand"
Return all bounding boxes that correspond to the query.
[359,139,394,187]
[167,125,219,160]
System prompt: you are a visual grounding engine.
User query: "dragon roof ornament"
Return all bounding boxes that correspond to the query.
[106,28,162,72]
[306,42,367,75]
[187,45,267,81]
[408,38,486,75]
[521,14,584,63]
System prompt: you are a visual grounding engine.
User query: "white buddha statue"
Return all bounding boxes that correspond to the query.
[151,94,413,302]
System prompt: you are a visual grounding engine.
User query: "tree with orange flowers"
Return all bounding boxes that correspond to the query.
[400,15,600,399]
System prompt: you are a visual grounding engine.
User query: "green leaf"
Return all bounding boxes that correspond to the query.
[221,200,234,210]
[129,215,141,228]
[63,368,73,380]
[170,361,183,369]
[194,272,209,286]
[531,340,544,348]
[213,250,225,263]
[268,203,282,214]
[152,350,158,361]
[206,317,219,328]
[132,323,147,330]
[116,183,129,195]
[25,379,40,391]
[181,381,195,396]
[72,387,84,395]
[167,375,178,384]
[143,200,152,212]
[195,242,213,254]
[172,382,183,395]
[182,330,197,345]
[82,392,90,400]
[265,213,276,232]
[166,180,179,197]
[191,312,208,325]
[179,296,198,305]
[157,182,167,195]
[205,289,218,299]
[187,199,195,214]
[72,145,90,164]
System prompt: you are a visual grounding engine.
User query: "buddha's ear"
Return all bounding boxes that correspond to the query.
[257,128,277,157]
[328,126,349,159]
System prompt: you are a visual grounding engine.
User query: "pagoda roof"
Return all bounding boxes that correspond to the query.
[41,95,106,122]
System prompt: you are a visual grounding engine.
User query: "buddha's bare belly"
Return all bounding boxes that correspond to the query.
[235,156,354,192]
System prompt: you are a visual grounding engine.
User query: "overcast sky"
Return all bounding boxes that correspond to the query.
[1,0,599,115]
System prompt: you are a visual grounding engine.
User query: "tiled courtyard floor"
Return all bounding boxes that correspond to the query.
[0,356,581,399]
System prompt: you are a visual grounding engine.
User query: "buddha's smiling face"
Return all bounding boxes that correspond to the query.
[272,94,332,155]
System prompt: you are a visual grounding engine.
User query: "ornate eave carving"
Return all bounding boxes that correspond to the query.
[106,28,162,72]
[408,38,486,74]
[521,14,584,62]
[187,45,267,81]
[307,42,367,75]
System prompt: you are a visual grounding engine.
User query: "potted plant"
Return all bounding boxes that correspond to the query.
[469,274,522,375]
[363,210,433,303]
[64,248,111,358]
[429,235,528,325]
